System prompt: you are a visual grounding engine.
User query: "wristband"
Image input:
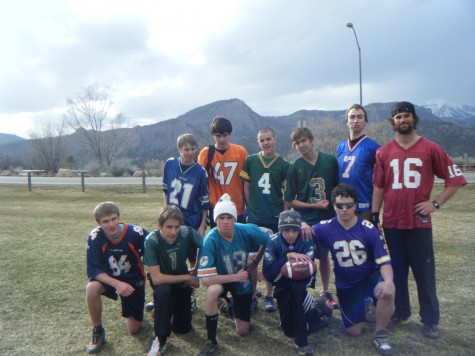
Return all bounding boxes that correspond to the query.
[370,212,380,225]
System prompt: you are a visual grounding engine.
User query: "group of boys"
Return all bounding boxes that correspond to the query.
[85,102,466,356]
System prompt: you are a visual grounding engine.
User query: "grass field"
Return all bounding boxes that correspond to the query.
[0,184,474,356]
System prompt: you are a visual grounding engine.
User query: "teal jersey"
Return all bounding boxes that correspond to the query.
[143,226,202,275]
[197,223,270,295]
[285,151,339,225]
[240,152,289,225]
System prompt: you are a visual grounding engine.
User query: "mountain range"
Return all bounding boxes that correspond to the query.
[1,99,474,171]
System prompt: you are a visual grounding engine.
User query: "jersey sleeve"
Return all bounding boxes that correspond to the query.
[197,147,209,170]
[239,156,251,182]
[86,228,106,279]
[197,167,210,210]
[197,235,218,278]
[431,144,467,187]
[262,235,287,283]
[284,163,298,202]
[143,231,160,266]
[247,223,270,248]
[366,223,391,266]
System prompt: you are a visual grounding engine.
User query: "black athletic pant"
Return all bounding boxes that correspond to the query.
[384,228,439,326]
[153,283,193,339]
[274,282,311,347]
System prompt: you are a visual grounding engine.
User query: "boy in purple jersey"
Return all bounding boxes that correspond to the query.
[372,101,467,339]
[312,184,395,355]
[85,201,149,354]
[336,104,380,221]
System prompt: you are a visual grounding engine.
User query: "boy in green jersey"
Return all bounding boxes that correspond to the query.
[144,206,203,356]
[240,127,290,312]
[285,127,340,310]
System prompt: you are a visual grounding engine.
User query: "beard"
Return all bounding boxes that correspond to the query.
[395,122,414,135]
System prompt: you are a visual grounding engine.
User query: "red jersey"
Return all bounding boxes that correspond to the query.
[198,143,248,216]
[373,137,466,229]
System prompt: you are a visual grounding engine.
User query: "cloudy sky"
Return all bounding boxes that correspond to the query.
[1,0,473,138]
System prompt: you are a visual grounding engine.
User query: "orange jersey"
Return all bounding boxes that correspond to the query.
[198,143,248,216]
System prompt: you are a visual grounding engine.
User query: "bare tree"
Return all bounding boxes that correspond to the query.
[28,119,68,171]
[64,84,131,172]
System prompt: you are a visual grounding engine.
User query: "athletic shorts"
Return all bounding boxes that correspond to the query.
[221,287,252,322]
[336,271,381,328]
[96,279,145,321]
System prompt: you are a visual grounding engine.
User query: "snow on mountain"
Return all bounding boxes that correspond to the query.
[424,99,475,121]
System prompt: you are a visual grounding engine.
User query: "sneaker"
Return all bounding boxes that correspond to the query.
[388,313,409,328]
[86,328,106,354]
[307,315,328,335]
[298,344,314,356]
[198,340,219,356]
[313,296,333,318]
[148,336,167,356]
[145,302,155,312]
[422,324,440,339]
[191,293,197,314]
[365,297,376,322]
[372,329,392,355]
[251,297,258,314]
[218,297,233,317]
[320,291,339,310]
[264,296,277,312]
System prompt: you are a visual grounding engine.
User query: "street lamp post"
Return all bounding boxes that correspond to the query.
[346,22,362,106]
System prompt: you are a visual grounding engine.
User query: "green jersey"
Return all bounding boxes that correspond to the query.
[143,226,202,275]
[240,152,289,225]
[285,151,339,225]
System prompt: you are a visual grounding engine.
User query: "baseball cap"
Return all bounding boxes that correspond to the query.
[213,193,237,222]
[278,210,302,230]
[391,101,416,117]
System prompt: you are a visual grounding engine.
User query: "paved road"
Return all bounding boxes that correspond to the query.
[0,174,473,186]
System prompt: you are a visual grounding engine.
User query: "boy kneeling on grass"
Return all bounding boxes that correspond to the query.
[85,201,149,354]
[144,205,203,356]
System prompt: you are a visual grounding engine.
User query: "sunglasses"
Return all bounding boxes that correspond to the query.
[335,202,356,210]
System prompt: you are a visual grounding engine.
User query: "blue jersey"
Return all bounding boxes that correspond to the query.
[312,217,390,290]
[263,232,315,293]
[336,136,380,212]
[86,223,149,285]
[163,157,210,229]
[197,223,269,295]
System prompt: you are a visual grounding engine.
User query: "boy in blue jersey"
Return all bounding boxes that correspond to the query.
[85,202,149,354]
[163,133,209,237]
[263,210,331,356]
[162,133,209,316]
[144,206,203,356]
[311,184,395,355]
[197,193,270,356]
[336,104,380,221]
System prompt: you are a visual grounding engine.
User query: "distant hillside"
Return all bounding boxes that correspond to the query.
[1,99,474,170]
[0,133,25,145]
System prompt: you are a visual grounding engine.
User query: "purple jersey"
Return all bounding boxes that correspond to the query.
[336,135,380,212]
[312,217,390,289]
[87,223,149,285]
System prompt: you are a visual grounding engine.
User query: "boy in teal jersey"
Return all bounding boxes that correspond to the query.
[197,194,270,356]
[285,127,340,310]
[144,206,202,356]
[240,127,290,312]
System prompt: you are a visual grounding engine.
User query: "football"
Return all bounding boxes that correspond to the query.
[281,260,317,280]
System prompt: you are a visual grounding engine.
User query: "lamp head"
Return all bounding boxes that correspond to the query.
[346,22,353,28]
